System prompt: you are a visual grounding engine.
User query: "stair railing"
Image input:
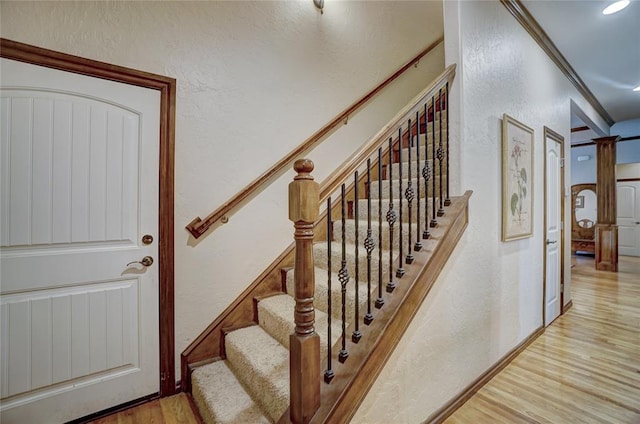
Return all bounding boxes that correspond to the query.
[186,37,444,239]
[287,64,455,424]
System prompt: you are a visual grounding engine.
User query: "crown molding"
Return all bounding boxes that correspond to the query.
[500,0,615,126]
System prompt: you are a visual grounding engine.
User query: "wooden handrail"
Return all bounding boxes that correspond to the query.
[185,36,445,238]
[318,64,456,202]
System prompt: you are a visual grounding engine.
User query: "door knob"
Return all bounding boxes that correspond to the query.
[127,256,154,267]
[546,239,557,245]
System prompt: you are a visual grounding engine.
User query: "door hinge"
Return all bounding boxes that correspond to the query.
[561,283,564,292]
[561,221,564,230]
[560,158,565,168]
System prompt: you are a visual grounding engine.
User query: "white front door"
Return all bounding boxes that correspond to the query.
[617,181,640,257]
[0,58,160,423]
[544,135,562,326]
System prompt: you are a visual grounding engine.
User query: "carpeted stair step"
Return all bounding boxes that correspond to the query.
[333,218,412,251]
[191,360,270,424]
[352,197,436,226]
[398,133,447,160]
[313,242,388,282]
[386,160,444,182]
[369,178,447,200]
[257,294,342,360]
[285,267,380,322]
[225,326,289,423]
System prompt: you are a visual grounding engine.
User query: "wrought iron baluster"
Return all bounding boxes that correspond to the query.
[352,172,361,343]
[364,159,374,324]
[375,148,384,309]
[437,88,445,217]
[415,110,423,251]
[430,96,438,228]
[386,138,397,293]
[405,119,415,264]
[396,128,405,278]
[444,82,451,206]
[324,197,334,383]
[423,102,431,239]
[338,184,349,363]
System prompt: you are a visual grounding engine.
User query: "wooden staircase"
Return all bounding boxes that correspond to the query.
[181,65,471,424]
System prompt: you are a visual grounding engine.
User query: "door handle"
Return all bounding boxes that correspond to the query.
[127,256,154,267]
[546,240,557,245]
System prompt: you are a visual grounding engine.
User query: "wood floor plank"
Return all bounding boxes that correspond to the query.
[86,393,201,424]
[444,255,640,424]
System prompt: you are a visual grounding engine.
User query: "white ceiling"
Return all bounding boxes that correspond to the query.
[522,0,640,127]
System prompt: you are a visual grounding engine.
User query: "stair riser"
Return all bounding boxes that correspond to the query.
[225,329,289,423]
[191,361,270,424]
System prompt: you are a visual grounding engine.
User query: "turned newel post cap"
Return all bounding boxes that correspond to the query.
[289,159,319,222]
[293,159,314,180]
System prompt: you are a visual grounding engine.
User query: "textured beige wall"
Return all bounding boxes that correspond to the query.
[352,1,608,422]
[0,0,445,379]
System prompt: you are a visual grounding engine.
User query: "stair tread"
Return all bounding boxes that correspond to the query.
[258,294,342,358]
[225,326,289,422]
[191,360,270,424]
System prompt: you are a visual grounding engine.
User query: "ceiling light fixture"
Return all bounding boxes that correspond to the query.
[634,86,640,92]
[313,0,324,14]
[602,0,630,15]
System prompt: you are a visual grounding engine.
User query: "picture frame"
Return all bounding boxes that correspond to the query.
[502,114,534,241]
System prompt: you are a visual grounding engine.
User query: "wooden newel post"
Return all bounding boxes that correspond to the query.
[288,159,321,424]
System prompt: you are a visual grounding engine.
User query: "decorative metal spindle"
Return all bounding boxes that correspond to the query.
[338,184,349,363]
[324,197,334,383]
[352,172,362,343]
[444,82,452,206]
[386,138,397,293]
[437,88,445,217]
[415,110,423,251]
[423,102,431,239]
[396,127,405,278]
[405,119,415,264]
[430,96,438,228]
[375,149,384,309]
[364,159,374,325]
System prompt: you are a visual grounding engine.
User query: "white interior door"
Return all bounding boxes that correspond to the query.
[0,58,160,423]
[544,137,561,326]
[617,181,640,257]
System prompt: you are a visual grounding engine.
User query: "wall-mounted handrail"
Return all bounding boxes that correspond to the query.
[185,36,445,239]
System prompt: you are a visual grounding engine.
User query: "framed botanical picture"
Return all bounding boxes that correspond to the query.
[502,114,534,241]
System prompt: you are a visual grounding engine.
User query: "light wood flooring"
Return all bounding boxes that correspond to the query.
[445,255,640,424]
[87,393,201,424]
[89,256,639,424]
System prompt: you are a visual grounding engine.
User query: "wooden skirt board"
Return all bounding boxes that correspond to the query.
[0,58,160,423]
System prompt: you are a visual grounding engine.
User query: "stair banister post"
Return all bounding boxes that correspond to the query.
[288,159,321,424]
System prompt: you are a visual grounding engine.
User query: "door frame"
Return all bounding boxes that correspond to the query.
[543,126,565,326]
[0,38,177,396]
